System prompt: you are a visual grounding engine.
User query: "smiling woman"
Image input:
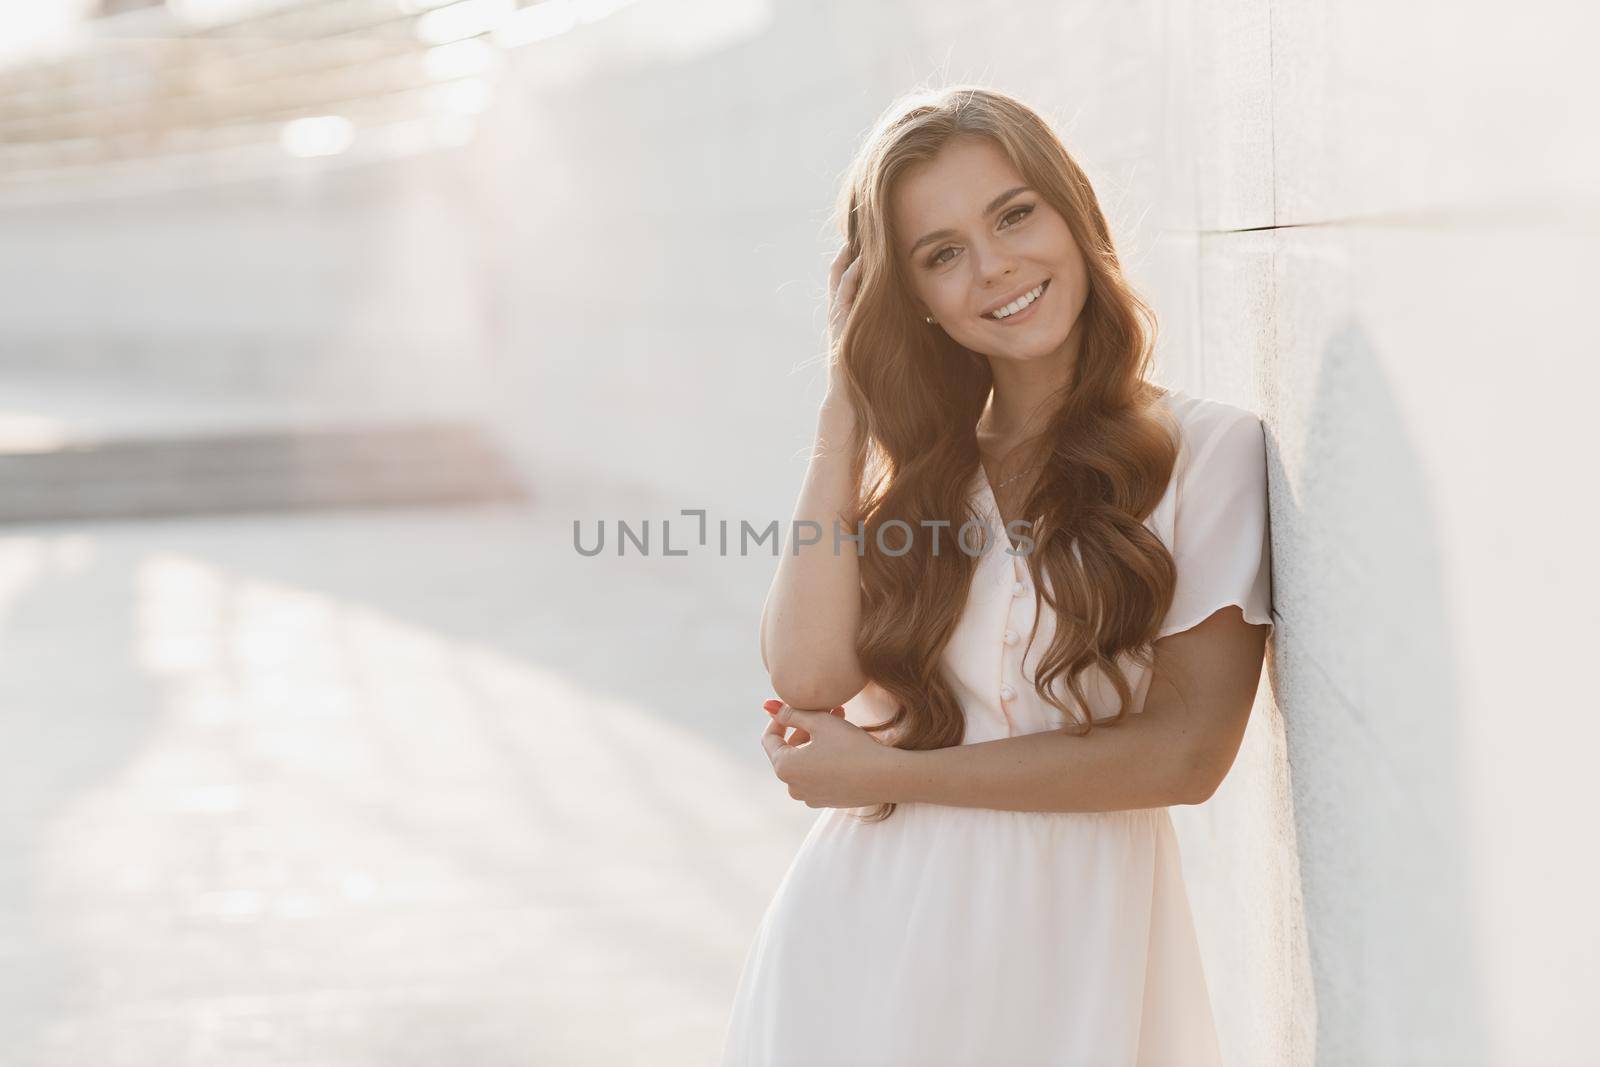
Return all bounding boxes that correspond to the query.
[725,84,1273,1066]
[896,147,1090,355]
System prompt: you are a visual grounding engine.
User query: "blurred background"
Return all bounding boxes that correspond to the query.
[0,0,1596,1064]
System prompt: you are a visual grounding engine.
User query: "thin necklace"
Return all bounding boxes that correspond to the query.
[979,414,1046,492]
[983,438,1046,491]
[992,463,1043,491]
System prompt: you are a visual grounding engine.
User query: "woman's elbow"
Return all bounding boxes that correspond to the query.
[1181,769,1223,806]
[768,664,868,711]
[1179,725,1246,805]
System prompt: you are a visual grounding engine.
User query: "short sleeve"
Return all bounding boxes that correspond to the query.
[1156,405,1274,639]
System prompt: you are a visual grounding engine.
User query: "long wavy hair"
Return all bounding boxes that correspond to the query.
[833,85,1183,823]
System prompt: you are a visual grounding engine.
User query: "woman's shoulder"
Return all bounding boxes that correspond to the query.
[1146,386,1267,514]
[1151,385,1265,468]
[1154,385,1263,438]
[1146,387,1275,636]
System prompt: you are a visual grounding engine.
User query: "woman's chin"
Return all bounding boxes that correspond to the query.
[985,324,1072,362]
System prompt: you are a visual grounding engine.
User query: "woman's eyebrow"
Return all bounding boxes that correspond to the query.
[906,185,1033,258]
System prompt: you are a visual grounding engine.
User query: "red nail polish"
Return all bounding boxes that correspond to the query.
[763,699,783,712]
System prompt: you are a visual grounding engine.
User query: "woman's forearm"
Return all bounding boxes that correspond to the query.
[760,395,869,710]
[882,691,1208,812]
[881,607,1266,813]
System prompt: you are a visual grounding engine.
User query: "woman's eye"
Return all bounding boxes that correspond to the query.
[1000,204,1034,227]
[924,206,1033,268]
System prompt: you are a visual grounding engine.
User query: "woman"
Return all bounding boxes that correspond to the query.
[721,85,1272,1066]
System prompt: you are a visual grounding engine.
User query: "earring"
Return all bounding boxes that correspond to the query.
[925,315,937,325]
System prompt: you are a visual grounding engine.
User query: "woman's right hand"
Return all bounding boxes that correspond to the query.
[825,244,863,396]
[763,698,847,746]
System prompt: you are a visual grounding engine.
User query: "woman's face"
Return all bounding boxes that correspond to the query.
[891,134,1089,363]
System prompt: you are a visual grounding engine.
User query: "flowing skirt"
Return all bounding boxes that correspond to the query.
[719,802,1222,1067]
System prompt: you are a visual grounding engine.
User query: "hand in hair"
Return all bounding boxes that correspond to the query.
[825,244,863,397]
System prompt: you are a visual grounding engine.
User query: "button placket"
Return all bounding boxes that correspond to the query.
[985,485,1030,732]
[1000,565,1030,721]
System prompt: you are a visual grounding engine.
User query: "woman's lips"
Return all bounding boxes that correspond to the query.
[986,279,1049,325]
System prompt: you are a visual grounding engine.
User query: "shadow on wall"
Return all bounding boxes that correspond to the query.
[1268,317,1489,1064]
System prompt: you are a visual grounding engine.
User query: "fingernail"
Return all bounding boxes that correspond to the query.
[763,699,783,713]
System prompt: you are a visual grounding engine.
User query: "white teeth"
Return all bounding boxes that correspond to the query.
[989,283,1045,319]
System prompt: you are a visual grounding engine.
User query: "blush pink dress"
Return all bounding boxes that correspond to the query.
[721,388,1274,1067]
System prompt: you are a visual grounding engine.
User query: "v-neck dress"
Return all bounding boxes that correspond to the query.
[720,388,1273,1067]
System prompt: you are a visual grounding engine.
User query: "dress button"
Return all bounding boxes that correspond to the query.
[1003,630,1019,645]
[1011,581,1026,597]
[999,684,1016,702]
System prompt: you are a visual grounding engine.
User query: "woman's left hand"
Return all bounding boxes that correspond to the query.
[760,700,901,809]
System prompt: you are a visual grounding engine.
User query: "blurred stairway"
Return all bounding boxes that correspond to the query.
[0,420,527,523]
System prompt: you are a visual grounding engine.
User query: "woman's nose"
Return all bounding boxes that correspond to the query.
[970,241,1017,284]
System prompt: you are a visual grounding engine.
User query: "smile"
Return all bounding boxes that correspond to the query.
[985,280,1049,322]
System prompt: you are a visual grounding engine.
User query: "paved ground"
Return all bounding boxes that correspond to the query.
[0,496,811,1065]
